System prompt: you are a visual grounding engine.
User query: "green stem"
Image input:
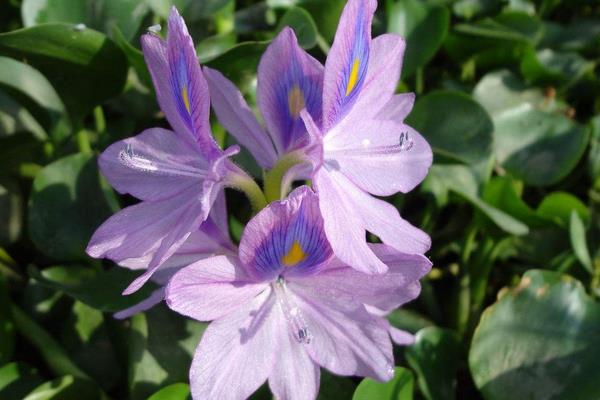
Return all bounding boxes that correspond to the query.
[263,152,305,202]
[316,34,331,55]
[415,67,424,95]
[76,129,92,154]
[94,106,106,133]
[229,175,268,213]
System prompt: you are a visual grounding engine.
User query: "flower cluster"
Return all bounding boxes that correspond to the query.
[87,0,433,398]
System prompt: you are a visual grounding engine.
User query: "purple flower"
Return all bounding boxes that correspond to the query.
[112,192,236,319]
[86,8,251,294]
[204,0,433,274]
[165,186,431,399]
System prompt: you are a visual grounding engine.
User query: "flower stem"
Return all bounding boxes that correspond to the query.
[229,175,268,214]
[263,152,305,203]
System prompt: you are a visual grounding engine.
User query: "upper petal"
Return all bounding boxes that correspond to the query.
[239,186,332,280]
[165,255,268,321]
[376,93,415,122]
[204,66,278,169]
[324,119,432,196]
[257,27,324,153]
[322,0,376,129]
[189,289,280,400]
[142,8,218,154]
[99,127,208,201]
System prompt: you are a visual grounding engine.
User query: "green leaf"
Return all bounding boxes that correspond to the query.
[353,367,413,400]
[470,270,600,399]
[276,6,318,49]
[128,305,207,400]
[21,0,148,41]
[493,107,589,186]
[0,131,44,177]
[406,327,461,400]
[0,91,47,139]
[536,191,589,227]
[0,179,22,246]
[387,0,449,77]
[111,26,152,89]
[0,24,128,123]
[298,0,346,42]
[147,383,191,400]
[23,376,102,400]
[569,211,593,274]
[407,90,493,166]
[206,41,269,91]
[29,265,158,313]
[10,304,90,379]
[452,0,501,19]
[197,33,238,64]
[0,275,15,364]
[28,153,113,261]
[318,371,356,400]
[587,115,600,183]
[0,362,44,400]
[520,47,594,85]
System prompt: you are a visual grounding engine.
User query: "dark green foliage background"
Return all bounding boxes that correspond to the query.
[1,0,599,399]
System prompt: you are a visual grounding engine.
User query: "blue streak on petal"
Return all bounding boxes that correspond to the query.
[170,54,194,133]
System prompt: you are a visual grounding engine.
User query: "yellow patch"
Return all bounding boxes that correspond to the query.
[282,240,307,267]
[182,86,191,114]
[287,85,305,118]
[346,58,360,96]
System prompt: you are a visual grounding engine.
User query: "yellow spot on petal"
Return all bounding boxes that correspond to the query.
[282,240,307,267]
[182,86,191,114]
[346,58,360,96]
[288,85,305,118]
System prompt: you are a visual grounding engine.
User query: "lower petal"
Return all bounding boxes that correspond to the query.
[190,289,280,400]
[113,287,165,320]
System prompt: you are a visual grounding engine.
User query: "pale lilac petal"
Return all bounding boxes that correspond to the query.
[290,246,431,312]
[322,0,376,128]
[165,255,268,321]
[335,34,406,128]
[324,119,432,195]
[268,307,320,400]
[376,93,415,122]
[239,186,332,280]
[113,287,165,319]
[189,289,279,400]
[257,27,324,153]
[86,185,201,263]
[98,128,208,201]
[389,327,415,345]
[288,286,394,381]
[204,67,278,168]
[313,168,387,274]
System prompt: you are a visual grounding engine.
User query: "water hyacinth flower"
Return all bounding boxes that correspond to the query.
[165,187,431,399]
[86,8,257,294]
[204,0,433,275]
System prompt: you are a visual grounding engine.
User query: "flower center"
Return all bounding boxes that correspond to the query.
[281,240,307,267]
[287,85,305,119]
[274,277,311,344]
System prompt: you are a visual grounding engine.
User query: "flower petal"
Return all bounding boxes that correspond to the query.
[204,66,278,169]
[322,0,376,128]
[99,128,208,201]
[291,245,431,313]
[288,285,394,381]
[324,119,432,195]
[189,289,280,400]
[239,186,332,280]
[376,93,415,122]
[165,255,268,321]
[257,27,324,153]
[113,287,165,320]
[142,8,217,154]
[268,307,320,400]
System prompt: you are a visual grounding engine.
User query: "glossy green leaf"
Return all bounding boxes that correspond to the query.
[535,191,589,226]
[406,327,461,400]
[29,265,158,313]
[520,47,594,85]
[197,33,238,63]
[23,376,102,400]
[206,41,269,91]
[407,90,493,166]
[128,305,207,400]
[276,6,318,49]
[494,107,589,186]
[470,270,600,400]
[0,363,43,400]
[28,153,113,261]
[0,24,128,122]
[112,26,152,89]
[452,0,501,19]
[22,0,148,41]
[569,211,593,274]
[353,367,413,400]
[147,383,191,400]
[0,91,47,139]
[387,0,449,77]
[298,0,346,42]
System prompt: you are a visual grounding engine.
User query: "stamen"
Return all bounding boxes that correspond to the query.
[274,277,311,344]
[118,143,209,179]
[329,132,414,157]
[398,131,414,151]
